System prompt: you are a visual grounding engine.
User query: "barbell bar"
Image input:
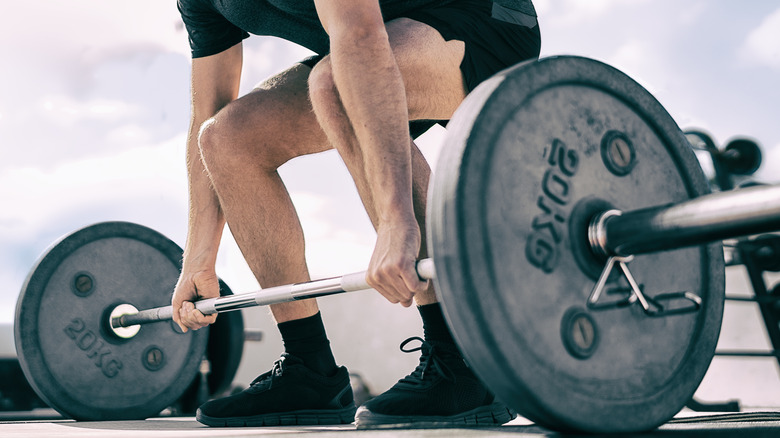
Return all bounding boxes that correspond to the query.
[110,259,435,330]
[590,183,780,257]
[112,183,780,332]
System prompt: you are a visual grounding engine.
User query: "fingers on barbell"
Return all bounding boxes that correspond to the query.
[367,264,428,307]
[178,301,217,331]
[171,300,185,331]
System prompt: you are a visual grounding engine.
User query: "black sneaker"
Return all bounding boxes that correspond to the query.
[196,354,356,426]
[355,337,515,429]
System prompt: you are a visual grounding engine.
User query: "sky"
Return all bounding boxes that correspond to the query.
[1,0,779,327]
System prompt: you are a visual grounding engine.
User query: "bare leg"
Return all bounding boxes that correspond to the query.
[308,18,467,306]
[198,64,331,323]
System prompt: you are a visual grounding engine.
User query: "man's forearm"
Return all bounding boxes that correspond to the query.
[181,45,242,271]
[309,1,430,303]
[183,123,225,270]
[329,22,416,227]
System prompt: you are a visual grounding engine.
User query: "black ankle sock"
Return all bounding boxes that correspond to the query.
[418,303,456,346]
[277,312,338,376]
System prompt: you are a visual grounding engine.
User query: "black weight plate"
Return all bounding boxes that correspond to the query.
[428,56,724,433]
[14,222,208,420]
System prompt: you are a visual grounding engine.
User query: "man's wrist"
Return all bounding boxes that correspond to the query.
[182,247,218,271]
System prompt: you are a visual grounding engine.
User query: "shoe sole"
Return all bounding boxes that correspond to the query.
[196,405,357,427]
[354,402,516,429]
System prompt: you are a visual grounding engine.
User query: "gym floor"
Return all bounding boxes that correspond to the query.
[3,410,780,437]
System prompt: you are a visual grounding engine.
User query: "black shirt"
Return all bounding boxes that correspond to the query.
[178,0,450,58]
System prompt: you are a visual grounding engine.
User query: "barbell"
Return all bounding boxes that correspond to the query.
[14,56,780,433]
[109,183,780,328]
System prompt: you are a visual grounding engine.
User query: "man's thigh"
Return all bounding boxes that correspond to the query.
[386,18,468,121]
[389,0,541,120]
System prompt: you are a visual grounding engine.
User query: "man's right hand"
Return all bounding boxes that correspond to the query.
[171,268,221,332]
[366,220,428,307]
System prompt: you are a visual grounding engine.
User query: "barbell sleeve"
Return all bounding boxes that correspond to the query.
[590,183,780,257]
[111,258,435,329]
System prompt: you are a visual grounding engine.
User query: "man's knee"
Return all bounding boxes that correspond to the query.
[197,117,218,161]
[197,112,239,175]
[197,101,283,173]
[308,58,339,114]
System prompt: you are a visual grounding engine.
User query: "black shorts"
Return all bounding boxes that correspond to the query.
[300,0,541,137]
[302,0,540,91]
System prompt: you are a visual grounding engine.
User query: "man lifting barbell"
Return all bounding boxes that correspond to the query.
[17,44,780,435]
[171,0,541,428]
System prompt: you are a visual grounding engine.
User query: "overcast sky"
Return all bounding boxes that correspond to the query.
[1,0,779,325]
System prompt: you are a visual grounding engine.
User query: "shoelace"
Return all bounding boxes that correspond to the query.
[397,336,456,386]
[249,353,294,391]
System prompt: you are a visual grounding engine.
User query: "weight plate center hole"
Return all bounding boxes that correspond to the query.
[569,197,617,280]
[106,303,141,339]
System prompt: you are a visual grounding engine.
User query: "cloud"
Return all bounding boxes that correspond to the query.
[240,38,317,93]
[1,2,189,60]
[35,96,142,128]
[675,1,708,26]
[741,7,780,70]
[2,51,190,172]
[1,2,191,158]
[608,41,656,83]
[0,135,188,242]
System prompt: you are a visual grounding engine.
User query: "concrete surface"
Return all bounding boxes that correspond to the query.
[3,412,780,437]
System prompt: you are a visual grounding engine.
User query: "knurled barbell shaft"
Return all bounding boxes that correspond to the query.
[111,258,436,329]
[591,183,780,257]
